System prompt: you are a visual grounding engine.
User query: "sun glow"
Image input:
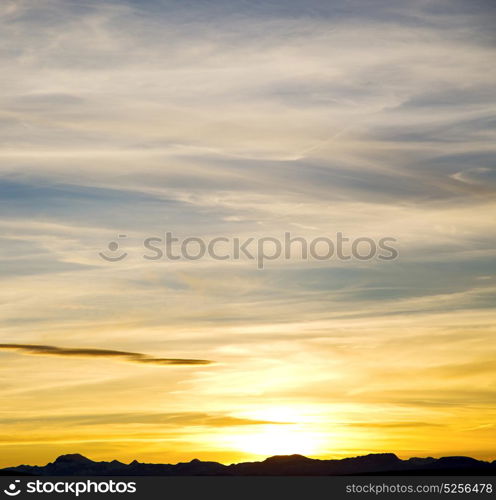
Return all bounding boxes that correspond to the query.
[241,405,321,424]
[227,424,322,458]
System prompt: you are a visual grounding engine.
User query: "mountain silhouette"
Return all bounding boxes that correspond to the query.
[2,453,495,476]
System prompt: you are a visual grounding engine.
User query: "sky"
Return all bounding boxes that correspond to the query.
[0,0,495,467]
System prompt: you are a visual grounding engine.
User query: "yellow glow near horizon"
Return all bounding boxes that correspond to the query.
[226,425,322,458]
[242,405,319,424]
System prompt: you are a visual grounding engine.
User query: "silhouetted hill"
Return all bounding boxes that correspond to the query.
[2,453,495,476]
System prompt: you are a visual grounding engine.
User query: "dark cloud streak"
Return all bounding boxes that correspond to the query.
[0,344,213,366]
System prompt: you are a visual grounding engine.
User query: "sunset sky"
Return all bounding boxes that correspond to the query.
[0,0,495,467]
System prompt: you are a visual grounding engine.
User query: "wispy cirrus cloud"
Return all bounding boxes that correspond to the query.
[0,411,287,427]
[344,421,445,429]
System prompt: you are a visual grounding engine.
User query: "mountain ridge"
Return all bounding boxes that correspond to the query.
[2,453,495,476]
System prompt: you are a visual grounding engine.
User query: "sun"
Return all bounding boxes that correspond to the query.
[219,406,328,458]
[227,424,321,458]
